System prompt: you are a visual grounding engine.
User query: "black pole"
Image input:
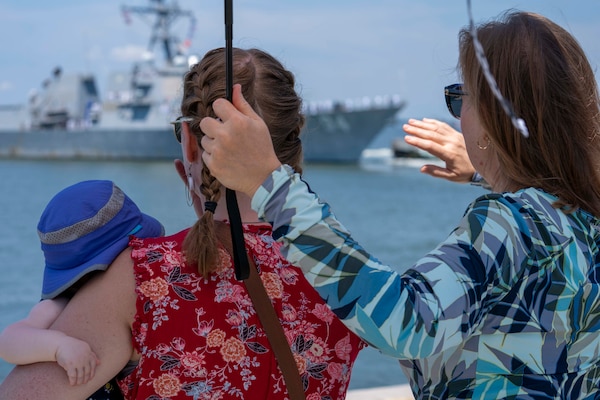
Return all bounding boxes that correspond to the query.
[224,0,249,280]
[225,0,233,101]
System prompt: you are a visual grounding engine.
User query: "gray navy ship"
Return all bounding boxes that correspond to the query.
[0,0,405,163]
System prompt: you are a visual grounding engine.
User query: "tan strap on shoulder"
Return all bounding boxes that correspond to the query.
[215,222,306,400]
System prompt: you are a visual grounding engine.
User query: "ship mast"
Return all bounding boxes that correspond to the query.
[122,0,196,66]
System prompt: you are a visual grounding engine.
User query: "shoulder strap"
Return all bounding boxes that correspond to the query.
[216,223,306,400]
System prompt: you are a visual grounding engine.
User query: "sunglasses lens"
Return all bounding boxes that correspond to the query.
[173,123,182,143]
[170,117,196,143]
[450,97,462,119]
[445,84,464,120]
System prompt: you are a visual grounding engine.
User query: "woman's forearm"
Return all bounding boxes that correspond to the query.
[252,166,473,358]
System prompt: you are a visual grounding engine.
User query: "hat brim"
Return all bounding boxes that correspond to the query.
[41,212,164,299]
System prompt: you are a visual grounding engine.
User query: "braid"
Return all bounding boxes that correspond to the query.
[248,49,305,173]
[181,55,225,278]
[181,47,305,277]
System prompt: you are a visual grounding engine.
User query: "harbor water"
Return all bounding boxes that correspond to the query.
[0,126,485,390]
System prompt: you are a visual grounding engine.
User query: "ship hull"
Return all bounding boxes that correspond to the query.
[301,107,399,163]
[0,1,405,164]
[0,106,401,163]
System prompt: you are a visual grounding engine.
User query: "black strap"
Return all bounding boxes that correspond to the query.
[223,0,248,281]
[216,222,306,400]
[225,189,250,280]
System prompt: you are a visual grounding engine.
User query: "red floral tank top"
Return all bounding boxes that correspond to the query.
[118,224,365,400]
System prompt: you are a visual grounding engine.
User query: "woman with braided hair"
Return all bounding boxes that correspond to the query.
[179,48,304,279]
[0,48,366,400]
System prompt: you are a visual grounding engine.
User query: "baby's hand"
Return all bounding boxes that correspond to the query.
[55,336,100,385]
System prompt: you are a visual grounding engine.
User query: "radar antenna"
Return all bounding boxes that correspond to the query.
[122,0,196,65]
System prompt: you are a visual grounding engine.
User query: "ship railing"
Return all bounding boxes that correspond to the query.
[303,94,404,115]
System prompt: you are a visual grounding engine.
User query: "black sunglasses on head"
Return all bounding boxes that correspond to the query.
[444,83,467,120]
[169,116,194,143]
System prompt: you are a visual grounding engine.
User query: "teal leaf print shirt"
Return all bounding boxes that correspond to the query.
[251,166,600,399]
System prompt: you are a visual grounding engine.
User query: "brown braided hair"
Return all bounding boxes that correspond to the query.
[180,48,305,277]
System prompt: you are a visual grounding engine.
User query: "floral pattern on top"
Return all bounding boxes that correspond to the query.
[118,224,365,400]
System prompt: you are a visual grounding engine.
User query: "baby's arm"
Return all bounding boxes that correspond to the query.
[0,298,99,385]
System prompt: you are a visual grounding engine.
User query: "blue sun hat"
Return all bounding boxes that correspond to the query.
[38,180,164,299]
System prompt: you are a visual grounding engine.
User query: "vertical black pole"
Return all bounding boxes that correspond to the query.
[225,0,233,102]
[224,0,249,280]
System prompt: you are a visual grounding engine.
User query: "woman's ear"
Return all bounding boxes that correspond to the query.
[182,122,200,163]
[173,159,188,186]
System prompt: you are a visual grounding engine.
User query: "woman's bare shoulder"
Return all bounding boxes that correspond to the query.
[67,247,136,322]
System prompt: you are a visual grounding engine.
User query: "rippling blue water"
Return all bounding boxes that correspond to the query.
[0,130,484,389]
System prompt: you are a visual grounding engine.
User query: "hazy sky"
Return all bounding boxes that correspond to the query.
[0,0,598,119]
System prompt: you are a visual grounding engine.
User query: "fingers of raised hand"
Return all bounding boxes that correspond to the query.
[420,165,460,181]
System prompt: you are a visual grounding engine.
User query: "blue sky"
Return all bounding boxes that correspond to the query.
[0,0,598,119]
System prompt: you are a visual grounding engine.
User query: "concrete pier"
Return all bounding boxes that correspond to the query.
[346,384,414,400]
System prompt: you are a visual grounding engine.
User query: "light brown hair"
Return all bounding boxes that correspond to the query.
[180,48,304,277]
[459,11,600,215]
